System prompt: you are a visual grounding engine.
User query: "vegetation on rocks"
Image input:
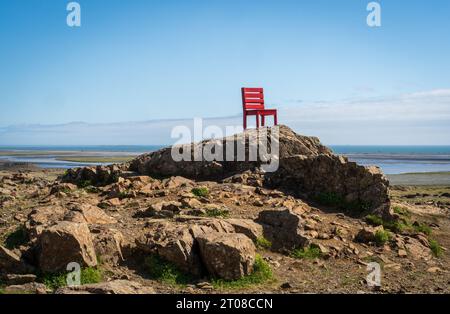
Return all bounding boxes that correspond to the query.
[37,267,103,291]
[429,239,444,257]
[374,229,391,246]
[211,255,273,290]
[256,237,272,250]
[366,213,432,235]
[291,245,323,260]
[191,187,209,197]
[144,255,193,286]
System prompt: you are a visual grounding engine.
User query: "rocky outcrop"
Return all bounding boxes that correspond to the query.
[197,232,256,280]
[55,280,155,294]
[62,164,128,186]
[38,221,97,273]
[128,125,391,217]
[61,125,390,217]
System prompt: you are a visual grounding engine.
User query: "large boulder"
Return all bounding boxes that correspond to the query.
[55,280,155,294]
[256,208,309,252]
[196,232,256,280]
[38,221,97,273]
[136,221,203,276]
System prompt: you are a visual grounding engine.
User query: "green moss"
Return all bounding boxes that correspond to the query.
[374,230,391,246]
[144,255,193,286]
[291,245,322,259]
[256,237,272,250]
[212,255,273,289]
[191,187,209,197]
[4,225,29,249]
[429,239,443,257]
[38,267,103,291]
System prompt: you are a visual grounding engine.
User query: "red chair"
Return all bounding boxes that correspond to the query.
[241,87,278,130]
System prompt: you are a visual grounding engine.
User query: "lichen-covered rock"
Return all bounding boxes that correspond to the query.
[256,208,309,252]
[197,232,256,280]
[136,221,203,276]
[91,226,124,264]
[38,221,97,273]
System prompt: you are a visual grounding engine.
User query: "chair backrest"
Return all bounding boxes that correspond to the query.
[242,87,265,110]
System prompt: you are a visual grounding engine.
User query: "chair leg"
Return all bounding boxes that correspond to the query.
[256,114,260,128]
[274,112,278,126]
[243,113,247,130]
[261,115,265,127]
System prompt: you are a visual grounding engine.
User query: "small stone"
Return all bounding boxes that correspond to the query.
[280,282,292,289]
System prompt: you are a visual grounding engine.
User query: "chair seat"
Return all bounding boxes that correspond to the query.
[244,109,277,116]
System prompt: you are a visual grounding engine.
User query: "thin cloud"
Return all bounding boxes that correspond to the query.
[0,89,449,146]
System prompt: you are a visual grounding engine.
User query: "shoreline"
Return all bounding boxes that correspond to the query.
[387,172,450,186]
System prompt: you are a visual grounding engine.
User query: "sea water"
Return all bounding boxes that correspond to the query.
[1,145,450,174]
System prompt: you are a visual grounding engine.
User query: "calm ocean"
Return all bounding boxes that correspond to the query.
[331,146,450,174]
[1,145,450,175]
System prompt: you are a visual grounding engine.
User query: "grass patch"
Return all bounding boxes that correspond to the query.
[77,180,93,189]
[393,205,411,217]
[412,222,432,235]
[256,237,272,250]
[374,230,391,246]
[429,239,444,257]
[37,267,103,291]
[191,187,209,197]
[212,255,273,289]
[366,214,433,235]
[144,255,193,286]
[291,244,322,260]
[366,214,409,233]
[4,225,29,249]
[202,208,229,218]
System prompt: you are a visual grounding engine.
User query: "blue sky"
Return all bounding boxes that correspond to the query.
[1,0,450,145]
